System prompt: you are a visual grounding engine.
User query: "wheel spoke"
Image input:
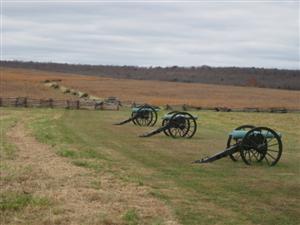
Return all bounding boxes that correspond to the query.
[266,152,277,160]
[170,128,174,136]
[256,152,263,161]
[251,150,259,161]
[249,151,255,161]
[180,128,185,136]
[267,149,279,152]
[247,151,251,162]
[174,128,177,136]
[268,143,279,147]
[264,156,271,165]
[267,137,275,145]
[147,112,153,126]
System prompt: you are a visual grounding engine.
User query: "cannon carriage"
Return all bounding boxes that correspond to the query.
[140,111,198,138]
[115,104,159,127]
[194,126,282,166]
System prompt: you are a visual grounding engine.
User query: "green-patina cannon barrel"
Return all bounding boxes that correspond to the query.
[131,107,160,113]
[230,130,281,139]
[162,113,198,121]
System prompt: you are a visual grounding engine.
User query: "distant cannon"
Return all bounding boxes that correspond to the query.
[140,111,197,138]
[194,126,282,166]
[115,104,159,127]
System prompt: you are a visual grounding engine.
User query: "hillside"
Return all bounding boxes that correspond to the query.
[2,60,300,90]
[1,67,300,109]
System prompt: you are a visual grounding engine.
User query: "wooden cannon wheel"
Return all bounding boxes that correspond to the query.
[240,127,283,166]
[168,112,197,138]
[134,104,158,127]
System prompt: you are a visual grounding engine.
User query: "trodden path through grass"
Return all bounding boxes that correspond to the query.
[1,116,179,225]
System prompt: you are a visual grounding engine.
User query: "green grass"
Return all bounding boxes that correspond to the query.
[1,107,300,225]
[72,159,102,171]
[56,148,78,158]
[0,116,18,159]
[123,209,139,225]
[0,191,50,211]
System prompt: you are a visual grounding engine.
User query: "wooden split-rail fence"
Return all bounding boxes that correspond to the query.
[162,104,299,113]
[0,97,120,110]
[0,97,298,113]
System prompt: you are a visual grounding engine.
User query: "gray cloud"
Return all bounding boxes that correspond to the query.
[2,1,299,69]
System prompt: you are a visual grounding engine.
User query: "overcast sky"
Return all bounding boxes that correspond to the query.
[2,0,299,69]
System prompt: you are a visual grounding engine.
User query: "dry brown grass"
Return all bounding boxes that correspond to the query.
[0,68,77,100]
[1,115,179,225]
[1,67,299,109]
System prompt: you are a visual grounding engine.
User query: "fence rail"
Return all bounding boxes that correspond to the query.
[162,104,300,113]
[0,97,119,110]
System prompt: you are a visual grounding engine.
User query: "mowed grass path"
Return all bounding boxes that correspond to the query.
[1,108,300,225]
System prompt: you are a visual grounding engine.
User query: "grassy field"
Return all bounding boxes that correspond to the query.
[1,107,300,225]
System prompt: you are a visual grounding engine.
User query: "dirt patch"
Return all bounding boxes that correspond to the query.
[3,122,179,225]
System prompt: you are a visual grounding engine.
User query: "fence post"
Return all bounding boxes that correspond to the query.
[15,97,19,107]
[24,97,28,108]
[165,104,172,110]
[49,98,53,108]
[66,100,70,109]
[0,97,2,107]
[76,100,80,109]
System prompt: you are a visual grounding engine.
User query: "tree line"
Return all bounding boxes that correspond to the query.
[1,60,299,90]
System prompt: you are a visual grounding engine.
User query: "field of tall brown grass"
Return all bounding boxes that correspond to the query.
[1,67,299,109]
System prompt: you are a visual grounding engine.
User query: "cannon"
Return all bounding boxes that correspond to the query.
[115,104,159,127]
[194,126,282,166]
[140,111,198,138]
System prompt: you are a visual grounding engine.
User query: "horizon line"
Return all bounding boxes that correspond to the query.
[1,59,299,71]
